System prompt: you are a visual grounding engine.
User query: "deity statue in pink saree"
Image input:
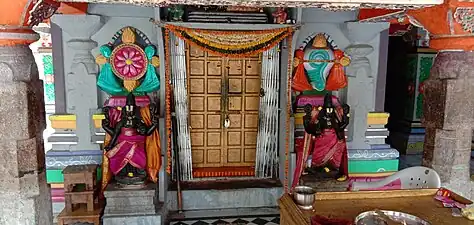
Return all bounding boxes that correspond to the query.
[106,127,147,175]
[292,93,350,189]
[102,93,160,187]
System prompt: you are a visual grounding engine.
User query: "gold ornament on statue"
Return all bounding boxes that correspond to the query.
[122,27,136,44]
[339,56,351,67]
[151,56,160,67]
[95,55,107,65]
[123,80,140,92]
[312,33,328,48]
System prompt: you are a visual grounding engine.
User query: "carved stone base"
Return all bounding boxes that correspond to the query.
[103,183,161,225]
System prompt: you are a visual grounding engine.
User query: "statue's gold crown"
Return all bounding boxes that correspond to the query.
[122,27,136,44]
[312,34,328,48]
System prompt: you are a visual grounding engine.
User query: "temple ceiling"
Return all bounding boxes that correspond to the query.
[55,0,442,9]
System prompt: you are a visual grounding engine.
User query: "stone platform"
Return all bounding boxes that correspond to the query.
[103,183,162,225]
[166,179,282,211]
[301,171,349,192]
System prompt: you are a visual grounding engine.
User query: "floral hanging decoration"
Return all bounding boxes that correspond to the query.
[165,24,294,58]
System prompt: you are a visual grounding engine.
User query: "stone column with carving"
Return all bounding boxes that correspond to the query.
[341,22,389,150]
[53,15,104,151]
[407,1,474,198]
[422,52,474,196]
[0,0,58,223]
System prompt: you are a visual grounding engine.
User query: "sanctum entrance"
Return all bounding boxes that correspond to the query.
[186,45,261,177]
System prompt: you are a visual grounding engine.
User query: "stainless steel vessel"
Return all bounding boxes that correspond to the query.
[355,210,431,225]
[293,186,316,210]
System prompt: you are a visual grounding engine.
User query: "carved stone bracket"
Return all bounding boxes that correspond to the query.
[341,22,390,44]
[344,44,374,78]
[54,15,104,75]
[28,0,61,27]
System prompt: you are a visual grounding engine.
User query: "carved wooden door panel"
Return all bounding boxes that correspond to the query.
[187,45,261,169]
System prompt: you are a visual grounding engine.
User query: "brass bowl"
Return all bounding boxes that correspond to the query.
[293,186,316,209]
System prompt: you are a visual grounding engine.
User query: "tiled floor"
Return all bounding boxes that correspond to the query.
[170,215,280,225]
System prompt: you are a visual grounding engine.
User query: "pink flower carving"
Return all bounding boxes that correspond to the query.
[113,46,146,79]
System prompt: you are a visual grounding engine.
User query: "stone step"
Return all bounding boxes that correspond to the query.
[168,208,280,225]
[168,207,279,220]
[166,186,282,211]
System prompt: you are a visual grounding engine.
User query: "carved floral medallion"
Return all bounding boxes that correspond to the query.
[110,44,148,80]
[454,7,474,33]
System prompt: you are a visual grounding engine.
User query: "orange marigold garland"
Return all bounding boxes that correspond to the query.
[165,24,293,58]
[284,34,293,193]
[164,29,172,174]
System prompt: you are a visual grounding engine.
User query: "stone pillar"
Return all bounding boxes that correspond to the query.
[0,0,58,223]
[0,25,53,225]
[407,1,474,198]
[53,15,104,151]
[422,52,474,196]
[341,22,389,149]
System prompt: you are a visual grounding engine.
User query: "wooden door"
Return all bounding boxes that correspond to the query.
[187,45,261,169]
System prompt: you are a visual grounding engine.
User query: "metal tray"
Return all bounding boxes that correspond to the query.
[355,210,431,225]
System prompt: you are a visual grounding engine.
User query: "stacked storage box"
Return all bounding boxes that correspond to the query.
[348,112,400,184]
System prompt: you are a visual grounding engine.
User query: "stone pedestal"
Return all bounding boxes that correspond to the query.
[422,51,474,199]
[0,44,53,224]
[103,183,162,225]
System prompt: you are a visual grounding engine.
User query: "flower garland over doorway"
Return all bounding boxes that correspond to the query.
[166,24,293,57]
[165,24,294,190]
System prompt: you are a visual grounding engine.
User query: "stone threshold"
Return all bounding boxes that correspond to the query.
[168,178,281,191]
[167,207,279,221]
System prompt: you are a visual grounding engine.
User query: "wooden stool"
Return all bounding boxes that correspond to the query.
[57,203,103,225]
[64,189,97,212]
[62,164,98,192]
